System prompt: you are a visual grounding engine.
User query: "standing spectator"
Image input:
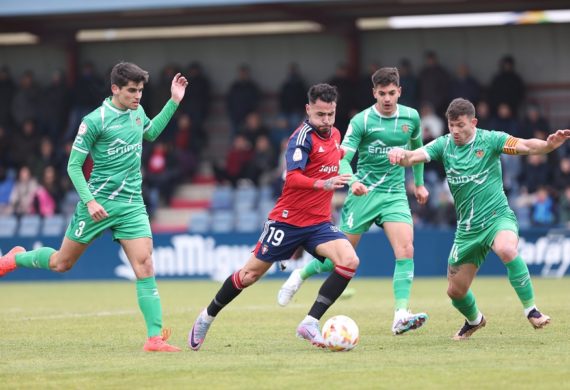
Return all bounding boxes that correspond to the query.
[11,70,40,128]
[8,165,38,216]
[355,62,379,112]
[279,63,307,130]
[519,104,550,140]
[0,166,15,215]
[489,55,525,117]
[475,100,492,129]
[244,134,276,186]
[237,111,269,146]
[450,63,481,105]
[10,119,40,169]
[145,142,181,207]
[489,103,519,137]
[327,63,356,136]
[0,66,15,127]
[398,58,419,109]
[226,64,260,135]
[418,51,450,118]
[0,125,14,168]
[39,69,70,142]
[172,113,199,180]
[214,134,253,187]
[181,61,211,143]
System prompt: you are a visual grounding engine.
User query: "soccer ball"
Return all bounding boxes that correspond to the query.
[322,315,359,352]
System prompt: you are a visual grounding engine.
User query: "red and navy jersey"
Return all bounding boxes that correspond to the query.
[269,121,343,227]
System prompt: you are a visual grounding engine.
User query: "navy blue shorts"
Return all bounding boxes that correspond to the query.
[253,220,347,263]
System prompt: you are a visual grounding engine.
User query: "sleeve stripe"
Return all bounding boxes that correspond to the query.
[143,120,152,132]
[421,148,431,162]
[342,145,356,152]
[72,145,89,154]
[503,136,519,154]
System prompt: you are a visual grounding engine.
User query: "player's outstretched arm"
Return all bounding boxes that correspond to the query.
[388,147,428,167]
[513,129,570,155]
[314,174,352,191]
[170,73,189,104]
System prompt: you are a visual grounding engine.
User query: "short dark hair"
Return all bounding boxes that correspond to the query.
[307,83,338,104]
[110,62,149,87]
[371,67,400,88]
[446,98,476,120]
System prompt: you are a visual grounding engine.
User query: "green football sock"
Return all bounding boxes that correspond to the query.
[136,277,163,338]
[15,248,55,270]
[299,258,334,280]
[451,289,480,322]
[393,258,414,310]
[505,256,535,309]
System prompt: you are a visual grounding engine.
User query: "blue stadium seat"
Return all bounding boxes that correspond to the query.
[211,210,235,233]
[210,186,234,210]
[0,215,18,238]
[18,215,41,237]
[235,210,260,233]
[258,199,275,219]
[234,186,258,210]
[258,185,274,202]
[41,214,66,237]
[188,211,211,233]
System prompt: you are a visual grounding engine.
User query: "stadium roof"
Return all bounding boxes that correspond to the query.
[1,0,569,37]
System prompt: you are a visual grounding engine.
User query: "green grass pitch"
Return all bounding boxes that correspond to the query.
[1,277,568,389]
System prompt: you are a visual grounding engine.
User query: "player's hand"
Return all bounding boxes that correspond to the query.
[546,129,570,150]
[170,73,189,104]
[86,200,109,222]
[414,185,429,205]
[315,174,352,191]
[351,181,368,196]
[388,147,407,165]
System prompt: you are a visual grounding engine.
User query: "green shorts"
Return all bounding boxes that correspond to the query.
[339,191,412,234]
[65,200,151,244]
[448,213,519,268]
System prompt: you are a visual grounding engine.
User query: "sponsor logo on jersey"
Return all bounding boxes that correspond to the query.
[78,122,87,135]
[402,124,409,133]
[293,148,302,161]
[367,140,407,155]
[319,165,338,173]
[107,138,142,157]
[475,149,484,158]
[368,127,385,133]
[262,244,269,255]
[446,168,490,185]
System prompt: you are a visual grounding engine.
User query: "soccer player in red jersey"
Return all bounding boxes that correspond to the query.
[189,84,359,350]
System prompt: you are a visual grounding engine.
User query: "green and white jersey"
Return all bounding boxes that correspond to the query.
[71,98,152,204]
[342,104,421,193]
[423,128,512,233]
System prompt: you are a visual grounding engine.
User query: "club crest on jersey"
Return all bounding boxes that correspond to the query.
[293,148,302,161]
[135,117,142,126]
[402,124,409,133]
[475,149,484,158]
[78,122,87,135]
[262,244,269,255]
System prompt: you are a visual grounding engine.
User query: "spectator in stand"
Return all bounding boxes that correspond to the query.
[519,103,550,140]
[237,111,269,146]
[355,62,380,112]
[11,70,40,128]
[214,134,253,187]
[420,102,445,142]
[475,100,492,130]
[227,64,261,135]
[327,63,356,136]
[10,119,40,169]
[245,134,276,186]
[30,137,56,179]
[553,157,570,192]
[531,186,555,226]
[0,66,15,127]
[450,63,481,105]
[557,186,570,228]
[151,64,180,117]
[279,63,307,130]
[0,125,14,168]
[39,69,70,142]
[489,55,525,117]
[8,165,38,216]
[172,113,199,180]
[398,58,419,110]
[418,51,450,118]
[144,141,181,207]
[520,154,551,194]
[0,166,15,215]
[64,62,105,141]
[180,61,211,144]
[34,165,62,217]
[489,103,519,136]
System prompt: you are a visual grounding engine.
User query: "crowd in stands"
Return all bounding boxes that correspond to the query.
[1,51,569,231]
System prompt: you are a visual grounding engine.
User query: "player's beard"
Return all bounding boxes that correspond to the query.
[316,126,331,137]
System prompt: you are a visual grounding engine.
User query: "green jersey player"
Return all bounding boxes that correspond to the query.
[0,62,189,352]
[278,67,430,335]
[389,98,569,339]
